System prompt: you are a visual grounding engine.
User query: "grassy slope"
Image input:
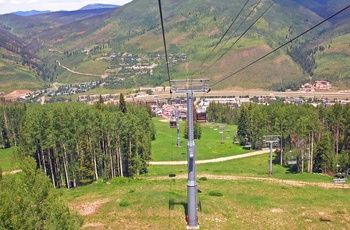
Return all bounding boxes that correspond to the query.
[0,58,45,93]
[63,174,349,230]
[152,118,243,161]
[314,33,350,88]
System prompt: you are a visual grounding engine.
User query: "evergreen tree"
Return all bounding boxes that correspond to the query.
[119,93,127,114]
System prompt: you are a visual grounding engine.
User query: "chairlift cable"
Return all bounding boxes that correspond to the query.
[158,0,172,97]
[191,0,250,77]
[201,0,275,76]
[157,1,175,228]
[209,3,350,89]
[201,0,274,98]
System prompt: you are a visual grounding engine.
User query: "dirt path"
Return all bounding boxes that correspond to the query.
[56,60,101,77]
[148,149,270,165]
[149,174,350,189]
[1,169,22,176]
[148,150,350,189]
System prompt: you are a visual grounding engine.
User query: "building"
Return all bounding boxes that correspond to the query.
[314,81,331,90]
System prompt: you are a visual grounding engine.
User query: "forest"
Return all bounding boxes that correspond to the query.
[0,95,155,188]
[236,102,350,175]
[1,98,350,186]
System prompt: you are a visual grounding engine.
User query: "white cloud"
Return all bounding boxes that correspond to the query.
[0,0,132,14]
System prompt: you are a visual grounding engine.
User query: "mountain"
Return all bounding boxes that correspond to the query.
[0,0,349,93]
[13,10,51,16]
[79,4,119,11]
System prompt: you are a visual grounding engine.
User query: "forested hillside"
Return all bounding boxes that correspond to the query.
[0,0,349,91]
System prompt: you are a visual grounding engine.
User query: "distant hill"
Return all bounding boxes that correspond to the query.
[79,4,119,11]
[13,10,51,16]
[0,0,349,92]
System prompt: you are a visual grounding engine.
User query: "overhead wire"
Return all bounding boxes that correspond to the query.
[208,3,350,89]
[157,2,175,228]
[192,0,250,77]
[158,0,172,94]
[201,0,274,75]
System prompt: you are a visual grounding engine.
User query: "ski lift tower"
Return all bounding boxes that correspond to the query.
[176,106,181,147]
[171,79,209,229]
[263,135,280,175]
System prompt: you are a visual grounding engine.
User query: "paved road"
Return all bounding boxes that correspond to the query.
[148,149,271,165]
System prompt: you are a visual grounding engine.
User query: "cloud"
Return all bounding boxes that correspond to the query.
[9,0,40,4]
[0,0,132,14]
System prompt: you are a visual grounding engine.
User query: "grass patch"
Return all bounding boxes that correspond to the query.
[0,147,20,171]
[208,190,223,197]
[151,117,247,161]
[119,200,130,207]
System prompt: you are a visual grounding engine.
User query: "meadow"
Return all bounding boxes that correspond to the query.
[1,118,349,229]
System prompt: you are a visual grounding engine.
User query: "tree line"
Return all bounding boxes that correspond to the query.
[237,102,350,174]
[1,96,155,188]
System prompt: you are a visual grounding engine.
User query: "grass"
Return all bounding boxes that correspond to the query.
[0,59,45,93]
[152,118,246,161]
[314,33,350,88]
[0,147,20,171]
[62,176,350,229]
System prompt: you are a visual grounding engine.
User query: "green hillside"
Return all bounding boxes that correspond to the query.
[0,58,44,93]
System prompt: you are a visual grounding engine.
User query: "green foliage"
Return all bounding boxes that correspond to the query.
[0,157,82,229]
[119,200,130,207]
[109,177,132,184]
[207,101,236,124]
[119,93,127,113]
[235,102,350,174]
[184,122,202,140]
[208,190,223,197]
[19,102,155,188]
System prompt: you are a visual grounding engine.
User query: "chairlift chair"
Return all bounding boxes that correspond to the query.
[196,112,207,123]
[169,116,177,128]
[196,97,207,123]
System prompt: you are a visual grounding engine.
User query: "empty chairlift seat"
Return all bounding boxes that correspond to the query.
[169,117,177,128]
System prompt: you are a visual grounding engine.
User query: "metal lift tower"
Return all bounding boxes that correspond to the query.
[171,79,209,229]
[263,135,280,175]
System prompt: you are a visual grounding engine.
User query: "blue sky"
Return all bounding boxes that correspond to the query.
[0,0,132,14]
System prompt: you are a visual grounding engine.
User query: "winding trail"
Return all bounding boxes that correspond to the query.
[56,60,101,77]
[148,149,270,165]
[148,150,350,189]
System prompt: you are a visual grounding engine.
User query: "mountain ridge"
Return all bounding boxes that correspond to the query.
[0,0,349,93]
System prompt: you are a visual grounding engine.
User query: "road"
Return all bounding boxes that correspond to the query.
[135,89,350,101]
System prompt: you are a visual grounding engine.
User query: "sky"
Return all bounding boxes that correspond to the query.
[0,0,133,15]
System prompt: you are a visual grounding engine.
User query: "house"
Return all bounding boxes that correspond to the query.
[300,83,314,92]
[314,81,331,90]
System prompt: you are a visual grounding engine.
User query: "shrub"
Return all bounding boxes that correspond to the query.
[208,190,223,197]
[119,200,130,207]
